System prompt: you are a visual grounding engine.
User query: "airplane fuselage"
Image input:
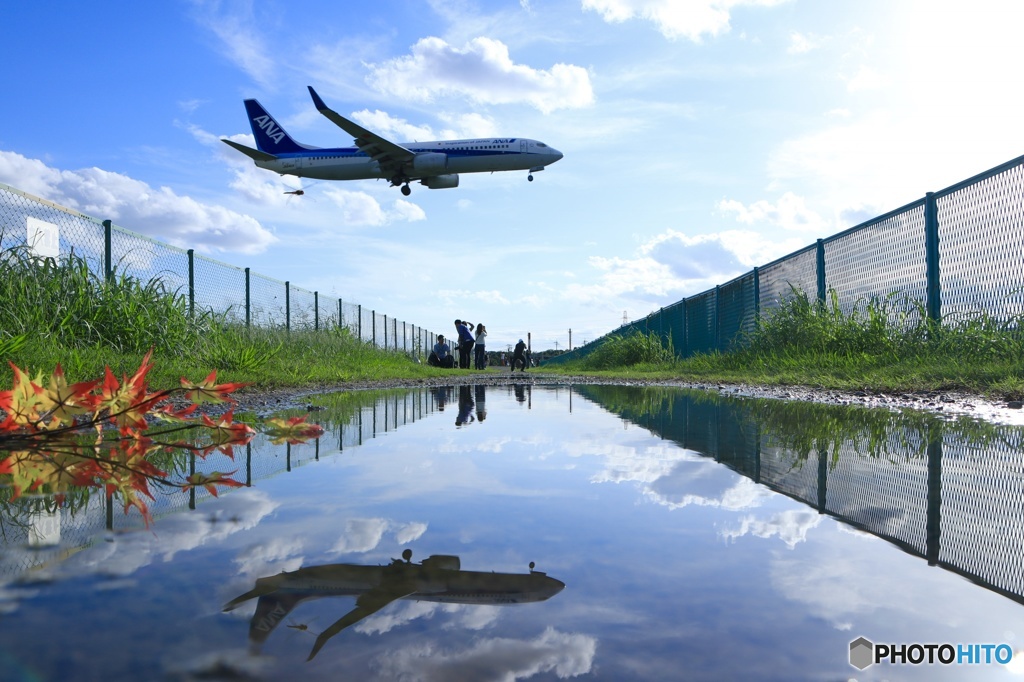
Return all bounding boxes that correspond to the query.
[257,138,560,183]
[245,560,565,605]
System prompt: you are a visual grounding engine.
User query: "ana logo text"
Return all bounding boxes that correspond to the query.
[252,115,286,145]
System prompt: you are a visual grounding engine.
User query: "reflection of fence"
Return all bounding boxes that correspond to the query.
[0,388,443,579]
[0,183,437,357]
[550,153,1024,364]
[578,385,1024,606]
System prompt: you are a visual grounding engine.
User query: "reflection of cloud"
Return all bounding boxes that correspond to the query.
[376,627,597,681]
[570,439,774,513]
[328,517,429,555]
[233,536,305,579]
[357,602,502,636]
[63,489,278,579]
[646,465,774,512]
[720,510,822,549]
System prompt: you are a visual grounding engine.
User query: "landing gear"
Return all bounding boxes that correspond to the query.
[528,175,534,182]
[401,184,411,196]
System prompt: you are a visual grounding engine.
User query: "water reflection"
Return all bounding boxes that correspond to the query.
[577,385,1024,606]
[457,386,475,426]
[224,549,565,661]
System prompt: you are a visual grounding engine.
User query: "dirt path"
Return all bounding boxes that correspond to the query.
[226,369,1024,425]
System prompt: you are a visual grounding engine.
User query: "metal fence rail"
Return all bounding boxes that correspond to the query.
[550,152,1024,364]
[0,182,437,354]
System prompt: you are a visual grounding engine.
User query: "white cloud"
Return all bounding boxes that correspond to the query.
[366,37,594,113]
[786,31,821,55]
[717,192,830,233]
[582,0,790,43]
[562,229,790,305]
[0,151,277,255]
[190,2,275,89]
[321,188,427,226]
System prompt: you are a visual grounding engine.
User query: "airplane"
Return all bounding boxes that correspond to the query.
[222,86,564,196]
[223,549,565,661]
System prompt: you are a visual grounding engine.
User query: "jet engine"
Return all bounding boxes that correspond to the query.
[421,174,460,190]
[411,152,448,174]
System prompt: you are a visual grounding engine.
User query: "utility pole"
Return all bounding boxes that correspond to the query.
[569,328,572,351]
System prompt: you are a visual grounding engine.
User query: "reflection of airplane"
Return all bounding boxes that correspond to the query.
[222,87,564,196]
[224,550,565,660]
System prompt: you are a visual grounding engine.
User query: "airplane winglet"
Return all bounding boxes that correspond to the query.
[307,86,329,112]
[305,85,414,165]
[221,139,278,162]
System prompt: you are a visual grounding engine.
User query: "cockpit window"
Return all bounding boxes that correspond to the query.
[537,143,547,148]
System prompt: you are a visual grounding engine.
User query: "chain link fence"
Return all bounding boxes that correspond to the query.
[0,182,438,357]
[550,152,1024,363]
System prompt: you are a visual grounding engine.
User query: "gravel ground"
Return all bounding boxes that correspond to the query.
[226,369,1024,426]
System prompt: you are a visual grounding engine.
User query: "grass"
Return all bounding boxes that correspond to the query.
[549,289,1024,400]
[4,237,1024,400]
[0,241,440,390]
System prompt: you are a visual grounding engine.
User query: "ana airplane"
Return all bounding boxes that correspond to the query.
[222,86,564,196]
[223,550,565,660]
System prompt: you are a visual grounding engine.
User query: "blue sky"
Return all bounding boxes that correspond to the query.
[3,0,1023,351]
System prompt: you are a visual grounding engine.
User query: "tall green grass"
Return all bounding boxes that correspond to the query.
[555,288,1024,398]
[576,330,675,369]
[0,241,206,353]
[0,240,436,388]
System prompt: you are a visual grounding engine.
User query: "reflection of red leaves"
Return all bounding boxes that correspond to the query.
[183,471,244,497]
[0,353,324,527]
[264,415,325,445]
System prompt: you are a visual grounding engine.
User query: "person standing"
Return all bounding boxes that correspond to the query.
[474,323,488,369]
[511,338,527,372]
[454,319,475,369]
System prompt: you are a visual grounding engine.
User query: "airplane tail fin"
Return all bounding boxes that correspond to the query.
[248,592,309,646]
[243,99,313,155]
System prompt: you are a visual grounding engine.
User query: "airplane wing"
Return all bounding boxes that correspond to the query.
[307,86,414,178]
[307,579,416,660]
[221,138,278,162]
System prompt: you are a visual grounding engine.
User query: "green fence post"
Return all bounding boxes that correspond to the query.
[358,304,362,341]
[752,266,760,332]
[714,285,721,352]
[681,298,688,358]
[285,281,290,332]
[314,291,319,331]
[383,314,387,349]
[372,310,376,347]
[338,299,343,330]
[925,191,941,325]
[245,267,251,329]
[187,249,195,319]
[816,239,826,306]
[102,219,112,283]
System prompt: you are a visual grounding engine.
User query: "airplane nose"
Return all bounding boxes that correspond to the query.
[551,148,564,163]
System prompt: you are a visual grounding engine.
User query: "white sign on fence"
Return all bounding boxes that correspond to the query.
[27,216,59,259]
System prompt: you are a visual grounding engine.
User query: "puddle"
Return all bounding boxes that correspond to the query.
[1,383,1023,680]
